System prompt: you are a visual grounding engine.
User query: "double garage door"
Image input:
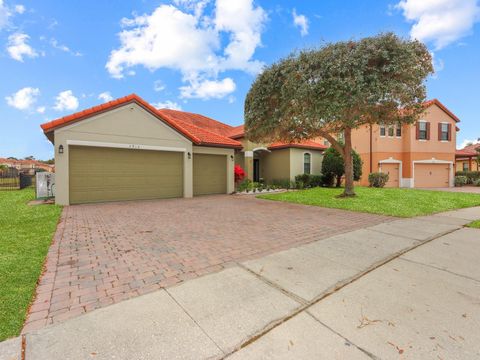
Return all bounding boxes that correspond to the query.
[414,163,450,188]
[69,146,226,204]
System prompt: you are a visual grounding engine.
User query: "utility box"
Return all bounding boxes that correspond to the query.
[36,172,55,198]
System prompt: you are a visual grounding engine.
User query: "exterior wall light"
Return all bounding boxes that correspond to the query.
[187,152,191,159]
[58,145,64,154]
[230,155,234,161]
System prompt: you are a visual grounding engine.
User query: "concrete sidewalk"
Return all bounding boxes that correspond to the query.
[2,207,479,360]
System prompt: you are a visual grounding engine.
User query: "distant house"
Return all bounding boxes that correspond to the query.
[0,158,54,174]
[351,99,459,188]
[456,143,479,172]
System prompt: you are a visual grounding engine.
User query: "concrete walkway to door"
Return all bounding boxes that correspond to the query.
[22,195,390,333]
[5,206,479,360]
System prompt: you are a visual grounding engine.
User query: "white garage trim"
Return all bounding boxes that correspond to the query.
[66,140,187,153]
[379,158,403,188]
[413,158,454,188]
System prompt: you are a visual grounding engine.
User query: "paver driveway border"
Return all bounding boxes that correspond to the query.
[22,195,392,333]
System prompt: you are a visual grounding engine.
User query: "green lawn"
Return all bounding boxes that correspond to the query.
[0,189,61,341]
[258,187,480,217]
[467,220,480,229]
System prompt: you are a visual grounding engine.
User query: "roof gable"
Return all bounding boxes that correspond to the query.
[40,94,242,149]
[423,99,460,123]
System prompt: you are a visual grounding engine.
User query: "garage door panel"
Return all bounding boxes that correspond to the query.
[380,163,400,188]
[414,163,450,188]
[69,146,183,204]
[193,154,227,196]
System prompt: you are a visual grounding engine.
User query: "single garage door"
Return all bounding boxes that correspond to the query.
[69,146,183,204]
[414,163,450,188]
[380,163,400,188]
[193,154,227,196]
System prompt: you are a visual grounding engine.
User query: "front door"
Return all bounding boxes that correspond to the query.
[253,159,260,182]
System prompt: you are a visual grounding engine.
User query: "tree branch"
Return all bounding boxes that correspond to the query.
[318,130,344,156]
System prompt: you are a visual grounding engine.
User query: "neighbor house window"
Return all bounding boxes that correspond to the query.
[418,121,428,140]
[380,124,386,137]
[440,123,450,141]
[396,123,402,137]
[388,125,395,137]
[337,132,345,143]
[463,162,469,171]
[304,153,311,174]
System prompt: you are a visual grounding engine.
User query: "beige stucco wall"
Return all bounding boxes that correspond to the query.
[192,146,235,194]
[289,148,323,180]
[260,149,290,183]
[54,103,192,205]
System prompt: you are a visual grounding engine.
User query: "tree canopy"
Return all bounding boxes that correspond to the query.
[245,32,433,196]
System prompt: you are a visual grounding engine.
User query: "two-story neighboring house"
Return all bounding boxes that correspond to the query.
[352,99,459,188]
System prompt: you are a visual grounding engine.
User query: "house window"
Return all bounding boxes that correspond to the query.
[380,124,386,137]
[418,121,428,140]
[396,123,402,137]
[463,162,469,171]
[440,123,449,141]
[388,125,394,137]
[303,153,311,174]
[337,132,345,143]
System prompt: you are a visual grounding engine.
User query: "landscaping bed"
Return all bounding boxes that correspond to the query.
[0,189,61,341]
[258,187,480,217]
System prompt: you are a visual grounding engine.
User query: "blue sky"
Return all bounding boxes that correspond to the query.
[0,0,479,160]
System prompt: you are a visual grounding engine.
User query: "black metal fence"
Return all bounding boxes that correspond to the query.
[0,171,35,190]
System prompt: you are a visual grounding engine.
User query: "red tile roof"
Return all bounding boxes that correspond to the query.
[456,143,479,157]
[227,125,245,139]
[268,140,328,151]
[40,94,242,149]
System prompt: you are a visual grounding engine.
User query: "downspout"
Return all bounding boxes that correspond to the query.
[369,124,373,174]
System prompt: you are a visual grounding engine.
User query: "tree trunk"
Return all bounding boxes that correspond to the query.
[341,127,356,197]
[336,176,342,188]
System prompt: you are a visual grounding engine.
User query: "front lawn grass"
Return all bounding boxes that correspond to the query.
[258,187,480,218]
[467,220,480,229]
[0,189,62,341]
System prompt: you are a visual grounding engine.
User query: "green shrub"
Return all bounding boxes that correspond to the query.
[294,174,323,189]
[474,179,480,187]
[321,147,363,187]
[271,179,292,189]
[368,172,389,188]
[454,175,468,187]
[238,179,252,192]
[455,171,480,184]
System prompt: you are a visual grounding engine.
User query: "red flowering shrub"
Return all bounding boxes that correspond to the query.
[234,165,245,182]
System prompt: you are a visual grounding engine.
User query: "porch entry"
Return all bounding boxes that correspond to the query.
[253,159,260,182]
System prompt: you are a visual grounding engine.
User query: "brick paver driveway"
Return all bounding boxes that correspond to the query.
[24,195,392,332]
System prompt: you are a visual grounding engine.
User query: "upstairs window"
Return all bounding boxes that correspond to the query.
[304,153,311,174]
[417,121,429,140]
[380,124,386,137]
[439,123,450,141]
[388,125,395,137]
[396,123,402,137]
[337,132,345,143]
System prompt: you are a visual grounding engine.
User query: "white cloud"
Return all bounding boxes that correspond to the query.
[53,90,79,111]
[292,8,309,36]
[14,4,25,14]
[458,139,480,149]
[50,38,82,56]
[153,100,182,110]
[98,91,113,102]
[397,0,480,49]
[0,0,12,30]
[36,106,46,114]
[106,0,266,99]
[180,77,236,99]
[5,87,40,110]
[6,32,38,61]
[153,80,166,92]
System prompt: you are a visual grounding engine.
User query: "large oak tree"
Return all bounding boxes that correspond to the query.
[244,33,433,196]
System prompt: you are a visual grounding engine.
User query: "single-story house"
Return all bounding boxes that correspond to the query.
[41,94,326,205]
[456,143,479,172]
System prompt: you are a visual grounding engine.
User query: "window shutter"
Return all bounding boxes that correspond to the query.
[416,122,420,140]
[447,123,452,141]
[438,123,442,141]
[426,122,431,140]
